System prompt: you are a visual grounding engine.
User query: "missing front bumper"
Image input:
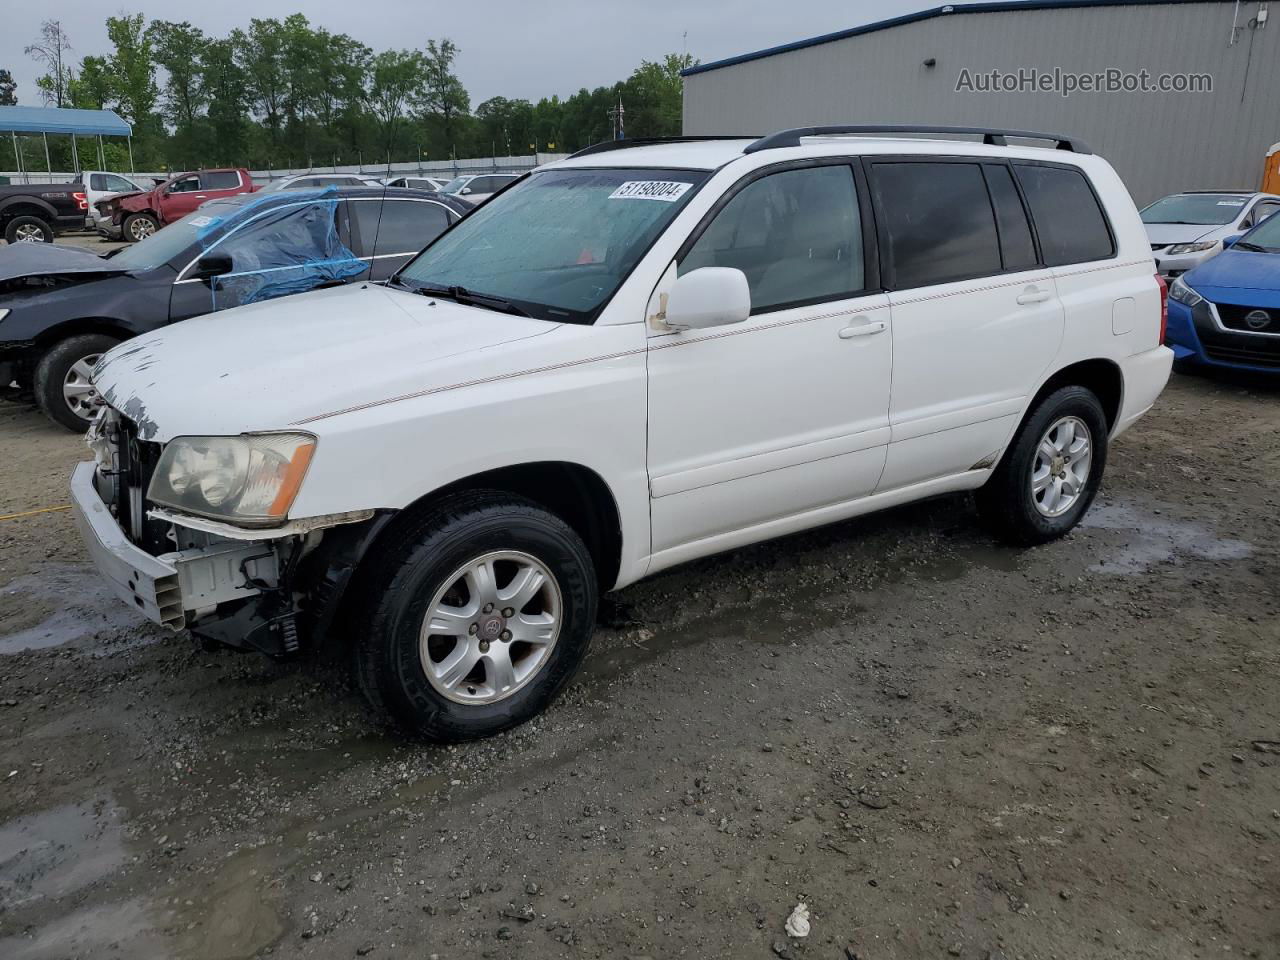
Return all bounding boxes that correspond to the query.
[70,461,279,631]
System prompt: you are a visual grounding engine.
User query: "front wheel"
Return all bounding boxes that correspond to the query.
[122,212,159,242]
[33,333,121,431]
[977,385,1108,545]
[354,491,597,741]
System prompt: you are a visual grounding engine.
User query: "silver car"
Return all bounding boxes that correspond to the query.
[1143,190,1280,278]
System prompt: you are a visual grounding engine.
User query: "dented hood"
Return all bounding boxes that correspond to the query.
[0,242,125,283]
[93,282,557,440]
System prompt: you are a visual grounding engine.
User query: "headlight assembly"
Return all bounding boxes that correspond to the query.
[148,433,316,526]
[1166,240,1218,255]
[1168,276,1204,308]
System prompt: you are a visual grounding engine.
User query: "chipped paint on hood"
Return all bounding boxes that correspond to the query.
[92,282,559,442]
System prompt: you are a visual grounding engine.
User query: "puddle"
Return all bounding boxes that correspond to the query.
[0,898,167,960]
[1082,500,1252,574]
[0,566,156,654]
[0,797,126,909]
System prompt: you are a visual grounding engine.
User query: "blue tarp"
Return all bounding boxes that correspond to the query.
[195,188,366,309]
[0,106,132,137]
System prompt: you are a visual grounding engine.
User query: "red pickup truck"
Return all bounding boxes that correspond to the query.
[105,168,257,242]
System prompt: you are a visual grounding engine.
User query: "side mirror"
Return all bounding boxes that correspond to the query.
[665,267,751,330]
[1222,235,1241,249]
[192,252,233,282]
[460,187,472,195]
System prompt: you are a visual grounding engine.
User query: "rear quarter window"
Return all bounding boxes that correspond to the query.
[1014,163,1114,266]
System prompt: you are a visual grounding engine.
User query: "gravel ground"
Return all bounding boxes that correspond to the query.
[0,371,1277,960]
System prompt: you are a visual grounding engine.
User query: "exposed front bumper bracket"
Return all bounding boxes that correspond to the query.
[71,462,277,630]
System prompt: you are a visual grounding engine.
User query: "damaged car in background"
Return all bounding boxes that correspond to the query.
[0,186,466,429]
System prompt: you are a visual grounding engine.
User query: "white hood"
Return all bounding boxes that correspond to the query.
[1144,222,1221,246]
[94,283,557,441]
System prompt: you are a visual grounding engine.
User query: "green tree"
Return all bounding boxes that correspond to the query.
[68,55,114,110]
[622,53,694,138]
[234,19,288,142]
[202,38,250,165]
[420,39,469,155]
[367,49,424,160]
[26,20,74,107]
[0,69,17,106]
[105,14,158,127]
[150,21,209,131]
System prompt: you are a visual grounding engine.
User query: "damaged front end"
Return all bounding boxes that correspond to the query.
[73,407,383,657]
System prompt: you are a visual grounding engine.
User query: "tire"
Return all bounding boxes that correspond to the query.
[354,491,597,741]
[976,385,1108,546]
[122,212,159,243]
[33,333,120,431]
[5,215,54,244]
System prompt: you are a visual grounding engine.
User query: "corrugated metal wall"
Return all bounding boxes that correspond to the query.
[683,2,1279,204]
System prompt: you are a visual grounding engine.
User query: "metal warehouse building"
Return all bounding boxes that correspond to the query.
[681,0,1279,204]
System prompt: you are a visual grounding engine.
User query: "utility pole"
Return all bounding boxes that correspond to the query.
[608,98,625,140]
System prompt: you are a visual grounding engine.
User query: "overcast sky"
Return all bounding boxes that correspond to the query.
[3,0,936,109]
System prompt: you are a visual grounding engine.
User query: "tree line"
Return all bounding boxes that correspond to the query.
[4,16,693,173]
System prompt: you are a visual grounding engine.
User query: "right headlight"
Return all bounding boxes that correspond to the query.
[1166,240,1218,255]
[1168,276,1204,308]
[148,433,316,527]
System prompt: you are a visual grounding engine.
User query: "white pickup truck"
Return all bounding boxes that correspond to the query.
[82,170,153,239]
[75,125,1172,741]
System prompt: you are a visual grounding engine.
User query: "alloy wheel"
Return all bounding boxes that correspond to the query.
[419,550,562,705]
[1031,415,1092,517]
[14,223,45,243]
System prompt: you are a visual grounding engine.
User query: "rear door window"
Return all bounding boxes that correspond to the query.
[1014,163,1114,266]
[982,163,1038,271]
[680,163,865,313]
[868,160,1002,288]
[351,199,452,257]
[203,170,242,190]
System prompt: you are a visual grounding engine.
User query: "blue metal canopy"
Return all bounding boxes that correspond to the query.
[0,106,132,137]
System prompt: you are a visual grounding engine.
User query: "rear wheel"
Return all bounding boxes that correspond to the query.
[354,491,597,741]
[122,212,159,242]
[5,215,53,244]
[33,333,120,431]
[977,385,1108,545]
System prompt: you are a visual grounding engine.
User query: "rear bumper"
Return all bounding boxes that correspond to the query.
[71,461,280,632]
[1114,345,1174,437]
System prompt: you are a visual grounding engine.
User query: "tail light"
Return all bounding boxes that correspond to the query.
[1155,272,1168,344]
[73,191,88,210]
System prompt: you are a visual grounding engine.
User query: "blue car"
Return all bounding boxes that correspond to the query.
[1165,211,1280,373]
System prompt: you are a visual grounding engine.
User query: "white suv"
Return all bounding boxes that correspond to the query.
[74,125,1172,740]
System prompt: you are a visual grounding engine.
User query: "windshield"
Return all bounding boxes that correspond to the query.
[107,200,245,272]
[395,167,708,323]
[1141,193,1248,226]
[1238,210,1280,252]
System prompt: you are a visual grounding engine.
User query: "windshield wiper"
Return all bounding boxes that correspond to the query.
[1232,240,1270,252]
[411,284,532,318]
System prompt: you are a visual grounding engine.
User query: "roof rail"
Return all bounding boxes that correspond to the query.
[743,125,1092,155]
[569,135,759,159]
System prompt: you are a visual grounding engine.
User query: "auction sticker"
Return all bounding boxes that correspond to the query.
[609,181,692,202]
[189,216,215,227]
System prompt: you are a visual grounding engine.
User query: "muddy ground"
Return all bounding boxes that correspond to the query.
[0,372,1276,960]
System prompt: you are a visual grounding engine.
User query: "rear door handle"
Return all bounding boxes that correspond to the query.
[838,319,887,339]
[1016,286,1052,305]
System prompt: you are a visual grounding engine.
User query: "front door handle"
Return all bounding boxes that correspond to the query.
[838,318,887,339]
[1016,286,1052,305]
